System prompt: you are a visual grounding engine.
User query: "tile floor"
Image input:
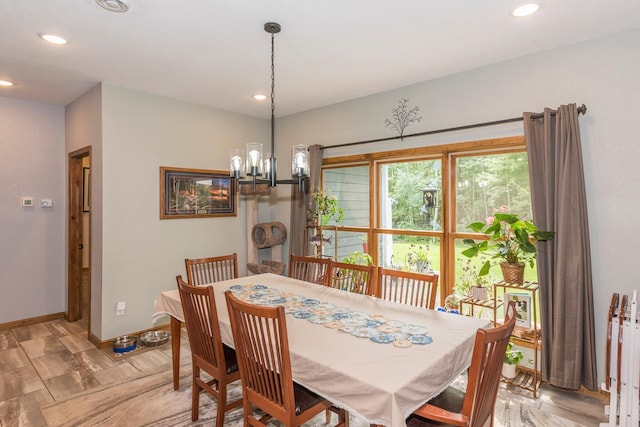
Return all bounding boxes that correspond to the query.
[0,317,609,426]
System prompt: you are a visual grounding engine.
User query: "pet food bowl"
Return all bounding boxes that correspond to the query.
[112,335,138,353]
[139,330,170,347]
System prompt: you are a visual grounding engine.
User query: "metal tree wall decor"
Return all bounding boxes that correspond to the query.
[384,98,422,140]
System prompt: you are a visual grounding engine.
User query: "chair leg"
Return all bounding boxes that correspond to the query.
[328,407,349,427]
[192,367,200,421]
[216,384,226,427]
[338,408,349,427]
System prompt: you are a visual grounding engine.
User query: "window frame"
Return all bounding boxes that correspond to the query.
[321,135,527,305]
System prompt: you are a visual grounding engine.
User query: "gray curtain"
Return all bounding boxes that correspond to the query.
[289,145,323,257]
[523,104,597,390]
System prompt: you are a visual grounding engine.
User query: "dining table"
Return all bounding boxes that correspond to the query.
[152,273,490,427]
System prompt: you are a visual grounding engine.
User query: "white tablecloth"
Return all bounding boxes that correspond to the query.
[153,273,489,427]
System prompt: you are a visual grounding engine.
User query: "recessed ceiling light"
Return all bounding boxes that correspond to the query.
[253,94,267,101]
[40,34,68,45]
[512,3,540,17]
[95,0,130,13]
[0,80,14,87]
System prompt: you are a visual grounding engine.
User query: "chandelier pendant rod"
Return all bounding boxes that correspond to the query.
[268,22,278,188]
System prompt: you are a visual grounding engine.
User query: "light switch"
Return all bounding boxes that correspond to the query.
[116,301,126,315]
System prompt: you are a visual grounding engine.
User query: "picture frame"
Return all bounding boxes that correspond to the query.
[83,167,90,212]
[505,292,531,328]
[160,166,236,219]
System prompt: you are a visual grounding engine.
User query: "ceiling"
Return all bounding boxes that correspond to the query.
[2,0,640,119]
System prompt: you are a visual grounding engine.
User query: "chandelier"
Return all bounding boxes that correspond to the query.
[230,22,309,192]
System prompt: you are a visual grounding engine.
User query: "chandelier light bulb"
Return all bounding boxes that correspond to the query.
[232,156,242,170]
[263,154,272,179]
[229,148,245,179]
[246,142,263,176]
[248,150,260,166]
[291,145,308,176]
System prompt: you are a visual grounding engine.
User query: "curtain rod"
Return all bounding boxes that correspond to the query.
[320,103,587,150]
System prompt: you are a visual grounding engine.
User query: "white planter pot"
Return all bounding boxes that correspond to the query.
[502,363,517,379]
[471,286,489,300]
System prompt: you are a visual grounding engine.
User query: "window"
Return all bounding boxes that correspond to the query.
[319,166,370,261]
[452,149,537,292]
[321,136,533,304]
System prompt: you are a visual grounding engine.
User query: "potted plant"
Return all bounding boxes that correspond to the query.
[461,206,555,284]
[309,188,344,226]
[502,341,524,379]
[404,243,431,273]
[456,257,491,300]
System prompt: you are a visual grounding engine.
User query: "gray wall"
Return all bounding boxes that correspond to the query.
[276,27,640,386]
[0,97,65,322]
[91,84,267,339]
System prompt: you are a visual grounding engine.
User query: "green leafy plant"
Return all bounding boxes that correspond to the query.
[342,251,373,266]
[404,244,431,273]
[504,342,524,365]
[309,188,344,226]
[461,206,555,277]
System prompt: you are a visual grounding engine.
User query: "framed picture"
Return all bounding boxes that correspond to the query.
[83,167,90,212]
[160,167,236,219]
[505,292,531,328]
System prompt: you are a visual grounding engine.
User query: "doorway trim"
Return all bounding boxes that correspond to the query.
[68,147,91,329]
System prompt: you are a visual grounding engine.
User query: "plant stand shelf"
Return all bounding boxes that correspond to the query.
[502,366,542,394]
[459,297,501,325]
[495,281,541,398]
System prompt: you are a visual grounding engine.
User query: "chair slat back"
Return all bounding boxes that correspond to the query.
[463,301,517,427]
[176,276,225,373]
[376,268,438,310]
[328,261,375,295]
[185,253,238,285]
[288,254,331,285]
[225,291,295,421]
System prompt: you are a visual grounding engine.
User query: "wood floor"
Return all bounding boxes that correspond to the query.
[0,317,609,426]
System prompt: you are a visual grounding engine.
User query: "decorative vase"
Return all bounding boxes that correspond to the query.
[502,363,517,379]
[500,262,525,285]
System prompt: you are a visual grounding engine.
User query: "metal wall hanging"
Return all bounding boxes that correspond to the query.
[384,98,422,140]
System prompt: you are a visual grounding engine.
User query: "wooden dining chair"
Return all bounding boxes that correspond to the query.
[406,300,517,427]
[376,268,439,310]
[225,291,348,427]
[328,260,375,295]
[185,253,238,285]
[288,254,331,285]
[176,276,242,426]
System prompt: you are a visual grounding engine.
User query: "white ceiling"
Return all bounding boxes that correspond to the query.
[2,0,640,119]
